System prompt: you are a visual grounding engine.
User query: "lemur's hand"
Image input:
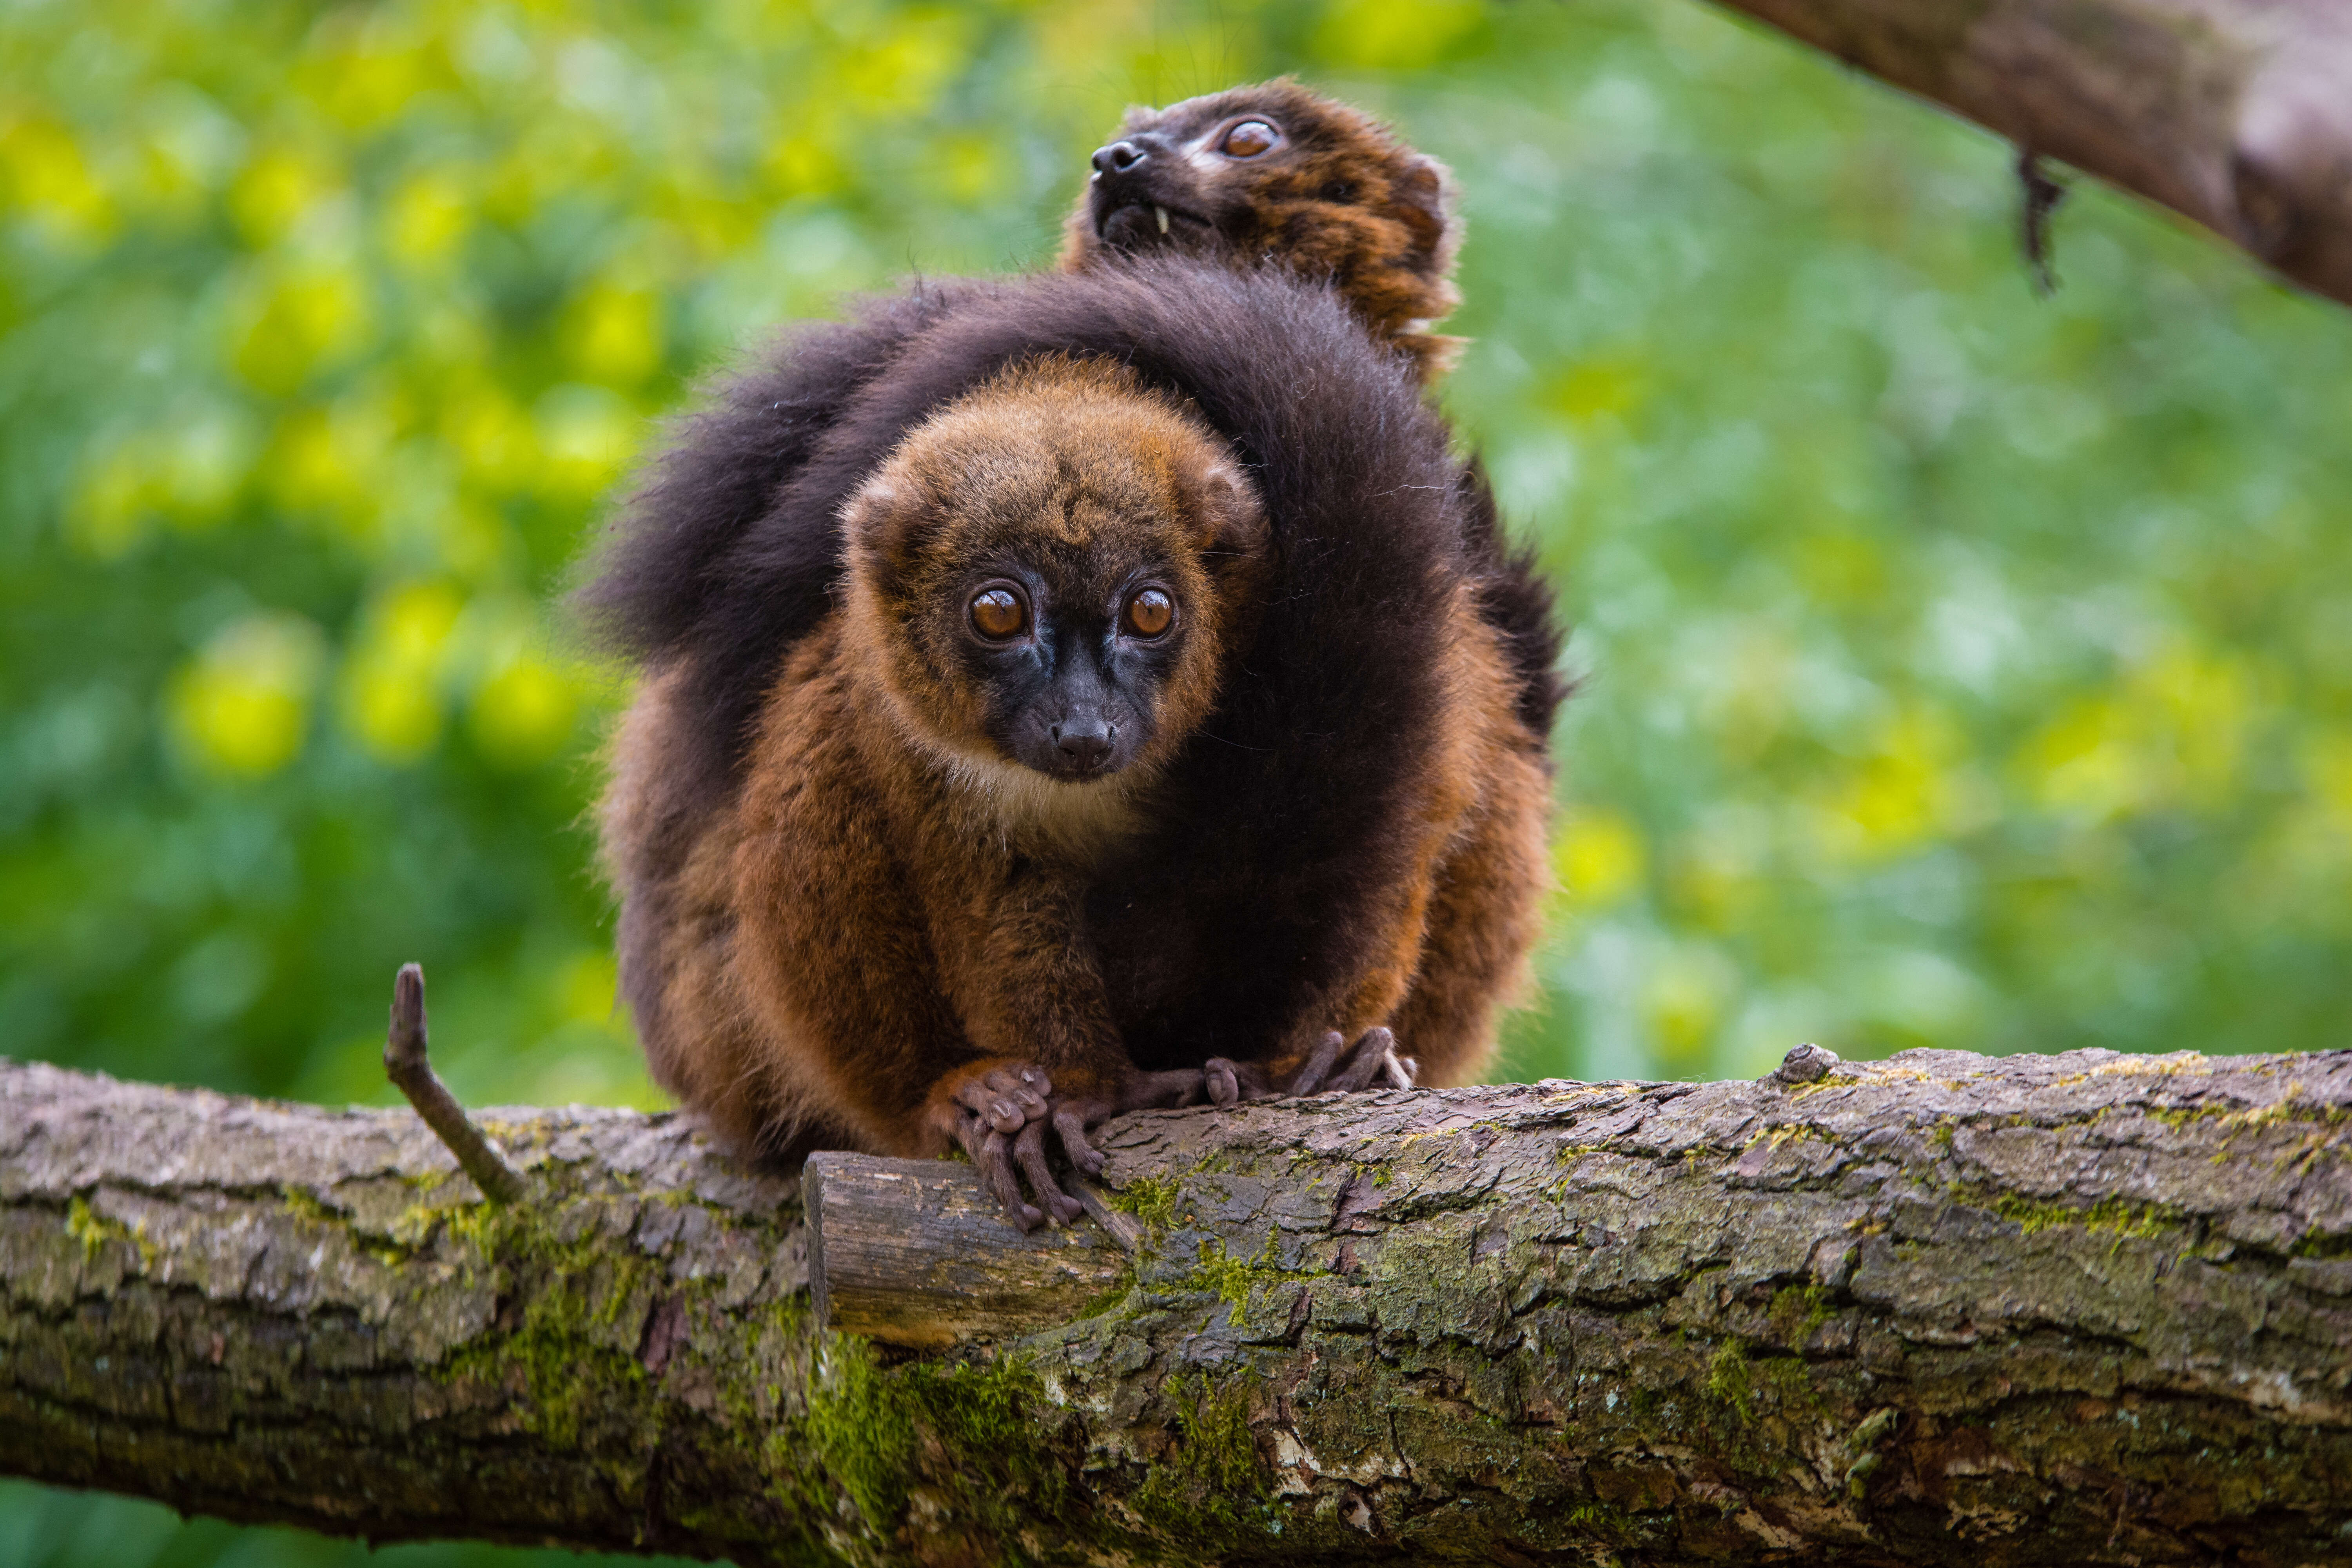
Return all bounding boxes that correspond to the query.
[931,1059,1055,1230]
[933,1062,1212,1231]
[1007,1066,1215,1227]
[1203,1027,1416,1107]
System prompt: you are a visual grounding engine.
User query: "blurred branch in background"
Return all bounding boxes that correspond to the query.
[1708,0,2352,309]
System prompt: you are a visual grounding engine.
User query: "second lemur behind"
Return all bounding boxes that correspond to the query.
[1063,77,1465,383]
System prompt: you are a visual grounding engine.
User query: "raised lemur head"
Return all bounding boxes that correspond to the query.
[1059,78,1465,382]
[840,356,1266,819]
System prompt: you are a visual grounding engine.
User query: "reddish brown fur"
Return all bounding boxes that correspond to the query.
[593,260,1563,1221]
[1381,608,1554,1082]
[603,354,1546,1188]
[612,359,1260,1163]
[1059,78,1466,382]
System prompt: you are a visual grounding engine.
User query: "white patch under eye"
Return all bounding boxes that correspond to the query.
[1178,134,1223,174]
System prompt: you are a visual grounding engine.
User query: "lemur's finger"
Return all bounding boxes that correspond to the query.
[951,1076,1012,1126]
[984,1065,1051,1116]
[1053,1105,1106,1176]
[1014,1119,1084,1225]
[957,1114,1038,1229]
[956,1066,1048,1132]
[950,1107,990,1162]
[1385,1054,1417,1090]
[975,1129,1044,1231]
[1125,1067,1207,1109]
[1288,1031,1345,1096]
[1330,1026,1397,1093]
[1204,1058,1242,1107]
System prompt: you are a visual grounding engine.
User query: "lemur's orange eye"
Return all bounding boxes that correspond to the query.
[1124,588,1174,638]
[1220,120,1279,158]
[970,587,1026,640]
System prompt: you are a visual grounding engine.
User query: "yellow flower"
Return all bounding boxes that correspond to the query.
[471,653,581,770]
[566,280,664,387]
[385,169,473,271]
[168,613,327,779]
[339,582,466,764]
[1,116,116,245]
[1544,357,1646,426]
[227,262,374,396]
[1553,809,1648,911]
[1810,704,1980,863]
[1640,945,1737,1071]
[227,145,339,248]
[2015,639,2259,821]
[534,385,637,501]
[1311,0,1484,69]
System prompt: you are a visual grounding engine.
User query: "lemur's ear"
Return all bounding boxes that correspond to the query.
[1182,455,1268,557]
[839,477,932,576]
[1394,156,1455,260]
[1398,158,1445,217]
[838,479,897,538]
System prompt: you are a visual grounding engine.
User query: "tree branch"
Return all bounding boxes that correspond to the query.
[381,962,528,1206]
[4,1047,2350,1564]
[1704,0,2352,308]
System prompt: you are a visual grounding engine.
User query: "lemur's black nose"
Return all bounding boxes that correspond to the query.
[1052,716,1114,771]
[1091,140,1147,175]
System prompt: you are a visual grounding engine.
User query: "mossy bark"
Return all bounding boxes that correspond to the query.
[1705,0,2352,311]
[4,1048,2350,1564]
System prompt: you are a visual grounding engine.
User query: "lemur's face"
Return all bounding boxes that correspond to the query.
[1071,80,1457,337]
[946,538,1186,783]
[841,359,1264,789]
[1084,89,1299,257]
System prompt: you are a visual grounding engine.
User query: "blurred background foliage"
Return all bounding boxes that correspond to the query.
[4,0,2348,1561]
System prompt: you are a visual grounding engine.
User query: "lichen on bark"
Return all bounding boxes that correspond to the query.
[5,1047,2351,1564]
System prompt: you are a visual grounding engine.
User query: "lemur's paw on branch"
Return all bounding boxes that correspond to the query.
[945,1062,1214,1230]
[1203,1027,1416,1107]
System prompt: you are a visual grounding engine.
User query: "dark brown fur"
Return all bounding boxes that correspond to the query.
[593,263,1555,1220]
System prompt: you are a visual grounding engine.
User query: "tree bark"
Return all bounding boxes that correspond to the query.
[4,1046,2350,1565]
[1703,0,2352,309]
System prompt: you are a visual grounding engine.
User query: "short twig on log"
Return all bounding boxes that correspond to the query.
[381,962,527,1205]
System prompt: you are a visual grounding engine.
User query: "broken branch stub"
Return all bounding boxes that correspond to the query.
[381,962,527,1205]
